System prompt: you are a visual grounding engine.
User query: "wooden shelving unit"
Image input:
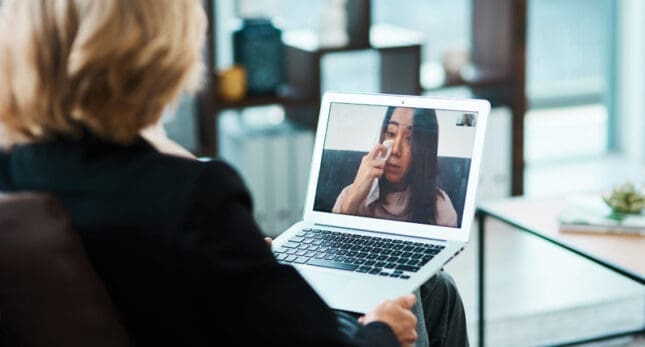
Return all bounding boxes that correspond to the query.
[197,0,422,155]
[196,0,527,195]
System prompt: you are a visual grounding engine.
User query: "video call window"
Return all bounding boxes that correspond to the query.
[314,103,477,229]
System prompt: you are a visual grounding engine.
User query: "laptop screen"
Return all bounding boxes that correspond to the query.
[313,102,478,229]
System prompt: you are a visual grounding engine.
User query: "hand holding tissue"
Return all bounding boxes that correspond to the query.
[365,139,393,206]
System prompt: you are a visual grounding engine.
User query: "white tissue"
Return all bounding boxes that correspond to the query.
[365,139,393,206]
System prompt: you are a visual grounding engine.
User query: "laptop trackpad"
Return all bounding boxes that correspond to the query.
[299,270,355,302]
[298,269,388,314]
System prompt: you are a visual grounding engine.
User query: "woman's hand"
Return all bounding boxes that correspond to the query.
[359,294,418,347]
[340,143,388,214]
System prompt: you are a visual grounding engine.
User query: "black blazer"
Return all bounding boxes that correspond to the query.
[0,134,397,347]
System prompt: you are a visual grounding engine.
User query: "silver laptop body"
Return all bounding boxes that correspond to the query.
[272,92,490,313]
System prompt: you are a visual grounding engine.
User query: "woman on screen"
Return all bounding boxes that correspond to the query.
[332,106,458,227]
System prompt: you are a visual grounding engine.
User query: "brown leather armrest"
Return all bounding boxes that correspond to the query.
[0,193,131,347]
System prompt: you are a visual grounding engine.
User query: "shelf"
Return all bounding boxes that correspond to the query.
[421,61,510,92]
[282,24,424,54]
[211,90,313,112]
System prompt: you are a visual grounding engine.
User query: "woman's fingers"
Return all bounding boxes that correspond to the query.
[367,143,388,160]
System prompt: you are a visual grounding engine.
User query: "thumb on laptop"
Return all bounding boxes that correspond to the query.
[394,294,417,309]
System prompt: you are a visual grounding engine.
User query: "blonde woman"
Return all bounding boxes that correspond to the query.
[0,1,422,346]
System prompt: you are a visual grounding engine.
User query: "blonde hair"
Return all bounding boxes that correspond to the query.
[0,0,206,146]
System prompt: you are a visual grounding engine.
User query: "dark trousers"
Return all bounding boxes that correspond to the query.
[336,271,469,347]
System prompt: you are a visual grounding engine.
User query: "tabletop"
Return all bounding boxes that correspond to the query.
[478,196,645,284]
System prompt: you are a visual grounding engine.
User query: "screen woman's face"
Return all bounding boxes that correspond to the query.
[383,107,414,185]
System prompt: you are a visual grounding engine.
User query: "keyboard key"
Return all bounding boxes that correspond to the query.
[307,258,358,271]
[295,256,308,264]
[282,242,300,248]
[287,249,297,255]
[290,236,305,243]
[276,253,288,261]
[384,263,396,269]
[285,255,297,262]
[396,264,420,272]
[400,275,410,279]
[368,268,381,274]
[389,273,401,278]
[356,266,370,273]
[420,256,433,264]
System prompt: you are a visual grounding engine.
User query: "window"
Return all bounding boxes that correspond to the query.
[525,0,615,164]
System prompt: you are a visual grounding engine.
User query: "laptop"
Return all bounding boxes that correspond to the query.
[272,92,489,313]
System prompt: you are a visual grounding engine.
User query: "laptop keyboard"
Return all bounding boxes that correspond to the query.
[272,229,445,280]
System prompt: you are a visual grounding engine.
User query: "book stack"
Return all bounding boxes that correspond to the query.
[559,194,645,235]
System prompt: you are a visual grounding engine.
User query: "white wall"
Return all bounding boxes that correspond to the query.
[324,103,477,158]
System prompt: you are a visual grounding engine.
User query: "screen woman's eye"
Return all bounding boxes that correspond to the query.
[385,131,396,139]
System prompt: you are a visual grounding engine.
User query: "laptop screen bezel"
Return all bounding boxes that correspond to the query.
[303,92,490,243]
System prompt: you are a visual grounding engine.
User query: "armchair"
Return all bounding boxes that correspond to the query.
[0,193,130,347]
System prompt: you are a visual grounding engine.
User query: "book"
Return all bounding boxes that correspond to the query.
[559,194,645,235]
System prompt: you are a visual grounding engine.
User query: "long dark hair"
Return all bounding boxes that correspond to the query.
[379,106,439,224]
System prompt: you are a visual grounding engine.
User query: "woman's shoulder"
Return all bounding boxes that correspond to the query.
[188,158,251,205]
[435,188,458,227]
[331,184,353,213]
